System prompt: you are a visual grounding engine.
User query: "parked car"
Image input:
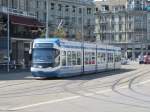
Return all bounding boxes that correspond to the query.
[144,54,150,64]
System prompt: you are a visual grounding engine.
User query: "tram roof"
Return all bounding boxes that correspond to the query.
[34,38,121,50]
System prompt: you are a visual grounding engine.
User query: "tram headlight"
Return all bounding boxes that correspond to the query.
[38,65,43,68]
[33,64,43,68]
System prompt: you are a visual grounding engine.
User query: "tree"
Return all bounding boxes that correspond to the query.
[39,28,46,38]
[53,28,66,38]
[76,32,81,41]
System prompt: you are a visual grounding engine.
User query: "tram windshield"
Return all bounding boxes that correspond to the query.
[32,48,60,68]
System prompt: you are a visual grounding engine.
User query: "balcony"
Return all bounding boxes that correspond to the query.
[0,6,36,18]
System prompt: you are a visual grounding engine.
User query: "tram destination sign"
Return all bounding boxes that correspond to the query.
[34,43,53,48]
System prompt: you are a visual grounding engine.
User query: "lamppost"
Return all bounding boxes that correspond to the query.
[46,0,49,38]
[7,0,10,72]
[81,6,85,73]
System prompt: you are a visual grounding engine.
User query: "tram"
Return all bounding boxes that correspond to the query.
[31,38,121,78]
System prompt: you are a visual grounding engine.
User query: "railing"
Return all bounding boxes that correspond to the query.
[0,6,36,18]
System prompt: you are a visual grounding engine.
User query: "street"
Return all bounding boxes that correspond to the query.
[0,63,150,112]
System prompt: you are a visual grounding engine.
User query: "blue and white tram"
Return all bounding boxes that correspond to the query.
[31,38,121,78]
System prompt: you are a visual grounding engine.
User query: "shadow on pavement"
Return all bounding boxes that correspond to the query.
[0,68,136,81]
[50,68,136,81]
[0,69,34,81]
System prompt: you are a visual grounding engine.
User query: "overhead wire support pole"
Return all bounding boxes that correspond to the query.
[7,0,10,72]
[46,0,49,38]
[81,6,84,73]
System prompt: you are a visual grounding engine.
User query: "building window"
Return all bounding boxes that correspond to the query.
[119,24,122,31]
[112,15,115,21]
[12,0,17,9]
[36,1,39,8]
[65,5,69,12]
[119,16,122,21]
[51,3,54,10]
[58,4,62,11]
[44,1,46,9]
[36,11,39,19]
[79,8,82,14]
[87,8,92,14]
[112,24,115,31]
[119,34,122,42]
[72,6,76,13]
[129,23,132,30]
[112,34,115,41]
[43,12,46,22]
[78,17,82,24]
[129,15,132,21]
[96,7,98,12]
[128,33,132,41]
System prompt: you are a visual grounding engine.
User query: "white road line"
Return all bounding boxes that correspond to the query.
[135,79,150,85]
[9,79,150,111]
[0,81,6,84]
[10,96,80,111]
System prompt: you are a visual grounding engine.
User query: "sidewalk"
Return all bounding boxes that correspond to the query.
[0,68,30,75]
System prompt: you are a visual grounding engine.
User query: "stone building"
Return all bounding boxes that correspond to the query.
[94,0,150,59]
[0,0,96,69]
[28,0,95,41]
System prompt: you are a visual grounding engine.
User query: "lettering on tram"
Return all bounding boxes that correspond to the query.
[31,38,121,78]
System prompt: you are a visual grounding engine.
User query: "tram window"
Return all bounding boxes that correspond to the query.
[84,52,89,65]
[115,54,118,62]
[67,51,72,66]
[89,52,92,64]
[72,51,76,65]
[97,52,101,64]
[103,53,106,62]
[109,53,113,63]
[107,53,110,63]
[110,53,113,62]
[100,53,105,63]
[62,51,66,66]
[77,52,81,65]
[91,52,95,64]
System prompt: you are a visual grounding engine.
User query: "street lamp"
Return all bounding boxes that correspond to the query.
[7,0,10,72]
[46,0,49,38]
[81,6,85,73]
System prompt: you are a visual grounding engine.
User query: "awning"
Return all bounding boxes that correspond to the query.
[10,15,44,28]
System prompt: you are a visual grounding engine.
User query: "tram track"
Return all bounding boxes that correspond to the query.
[0,65,150,112]
[0,69,126,98]
[0,70,129,98]
[60,67,149,97]
[112,69,150,103]
[0,65,149,100]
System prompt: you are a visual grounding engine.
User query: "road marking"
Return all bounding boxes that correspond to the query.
[0,81,6,84]
[10,96,80,111]
[135,79,150,85]
[9,79,150,111]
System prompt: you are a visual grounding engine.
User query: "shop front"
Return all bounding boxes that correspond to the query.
[0,13,44,69]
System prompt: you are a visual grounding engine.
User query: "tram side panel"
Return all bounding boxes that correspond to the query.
[114,48,121,69]
[83,43,97,74]
[106,46,115,70]
[96,46,107,72]
[58,44,83,77]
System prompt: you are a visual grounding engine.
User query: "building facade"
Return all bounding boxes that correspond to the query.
[0,0,96,69]
[28,0,95,41]
[95,0,150,59]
